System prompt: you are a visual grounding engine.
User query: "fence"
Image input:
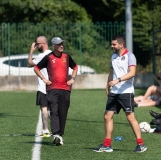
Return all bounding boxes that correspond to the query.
[0,22,154,76]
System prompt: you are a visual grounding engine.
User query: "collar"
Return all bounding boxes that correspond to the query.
[121,49,129,56]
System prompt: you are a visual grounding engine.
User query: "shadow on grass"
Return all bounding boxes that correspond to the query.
[24,141,58,146]
[67,118,129,125]
[67,118,103,123]
[84,147,131,152]
[155,106,161,111]
[0,112,36,118]
[0,133,35,137]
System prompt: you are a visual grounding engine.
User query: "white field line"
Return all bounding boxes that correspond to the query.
[32,111,42,160]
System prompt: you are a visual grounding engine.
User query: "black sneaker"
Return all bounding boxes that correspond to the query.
[134,144,147,153]
[150,119,161,125]
[149,110,161,119]
[93,144,113,152]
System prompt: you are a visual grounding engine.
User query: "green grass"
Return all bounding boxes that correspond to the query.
[0,89,161,160]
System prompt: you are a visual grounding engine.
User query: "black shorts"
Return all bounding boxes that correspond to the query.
[36,91,48,107]
[106,93,135,114]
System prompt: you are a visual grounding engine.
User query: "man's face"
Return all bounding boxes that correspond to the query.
[36,44,43,53]
[54,42,64,52]
[35,39,43,53]
[111,40,122,53]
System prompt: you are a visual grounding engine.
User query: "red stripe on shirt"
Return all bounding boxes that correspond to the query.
[73,65,78,70]
[34,65,41,71]
[121,49,129,56]
[129,65,136,67]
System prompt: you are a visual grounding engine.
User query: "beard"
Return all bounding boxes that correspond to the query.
[37,47,43,53]
[113,48,119,53]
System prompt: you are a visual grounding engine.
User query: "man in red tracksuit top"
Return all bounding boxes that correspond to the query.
[34,37,78,146]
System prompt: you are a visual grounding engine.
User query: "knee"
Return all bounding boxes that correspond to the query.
[149,85,156,92]
[126,115,136,123]
[104,114,108,121]
[104,112,113,121]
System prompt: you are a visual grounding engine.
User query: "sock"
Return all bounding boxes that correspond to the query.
[136,138,144,145]
[43,129,49,134]
[103,138,111,147]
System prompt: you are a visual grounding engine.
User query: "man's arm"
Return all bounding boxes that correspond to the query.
[106,68,113,96]
[108,66,136,87]
[67,65,78,85]
[117,66,136,81]
[34,66,52,85]
[27,42,36,67]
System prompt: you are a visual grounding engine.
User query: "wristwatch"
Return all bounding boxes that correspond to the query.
[118,78,121,82]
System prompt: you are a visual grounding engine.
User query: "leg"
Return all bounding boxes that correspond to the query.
[137,99,158,107]
[47,90,60,135]
[125,112,141,139]
[93,110,114,152]
[103,93,117,143]
[93,93,116,152]
[40,106,49,132]
[155,86,161,97]
[36,91,50,136]
[58,90,70,136]
[117,93,147,152]
[134,95,144,102]
[125,112,147,152]
[142,85,157,100]
[104,111,114,139]
[117,93,142,139]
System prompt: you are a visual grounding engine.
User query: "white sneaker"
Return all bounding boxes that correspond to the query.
[53,134,63,145]
[149,128,156,133]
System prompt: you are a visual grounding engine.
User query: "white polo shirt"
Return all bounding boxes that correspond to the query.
[110,49,136,94]
[33,49,52,94]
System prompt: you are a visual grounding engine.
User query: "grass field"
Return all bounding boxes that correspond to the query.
[0,89,161,160]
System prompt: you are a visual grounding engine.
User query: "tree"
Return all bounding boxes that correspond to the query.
[0,0,91,23]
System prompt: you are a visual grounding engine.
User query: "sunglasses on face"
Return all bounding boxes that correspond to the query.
[35,42,43,47]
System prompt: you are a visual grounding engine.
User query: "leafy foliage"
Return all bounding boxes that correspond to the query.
[1,0,161,73]
[0,0,91,23]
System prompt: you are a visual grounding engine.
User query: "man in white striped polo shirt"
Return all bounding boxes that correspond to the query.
[94,35,147,153]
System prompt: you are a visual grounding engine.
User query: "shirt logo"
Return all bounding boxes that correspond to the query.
[121,56,125,60]
[63,58,66,63]
[52,59,56,63]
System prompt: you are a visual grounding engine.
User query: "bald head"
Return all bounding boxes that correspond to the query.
[35,36,49,52]
[36,36,48,44]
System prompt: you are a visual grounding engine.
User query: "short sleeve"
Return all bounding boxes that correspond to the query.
[128,52,136,67]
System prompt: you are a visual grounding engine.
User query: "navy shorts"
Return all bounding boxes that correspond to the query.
[106,93,135,114]
[36,91,48,107]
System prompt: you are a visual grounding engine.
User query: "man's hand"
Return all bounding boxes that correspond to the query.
[42,79,52,85]
[67,79,75,85]
[30,42,37,53]
[109,79,119,87]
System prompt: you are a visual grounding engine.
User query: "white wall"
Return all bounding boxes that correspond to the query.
[0,73,154,91]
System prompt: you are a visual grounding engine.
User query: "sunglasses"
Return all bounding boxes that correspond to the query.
[35,42,42,46]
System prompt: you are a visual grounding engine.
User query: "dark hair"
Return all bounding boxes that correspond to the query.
[112,35,126,47]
